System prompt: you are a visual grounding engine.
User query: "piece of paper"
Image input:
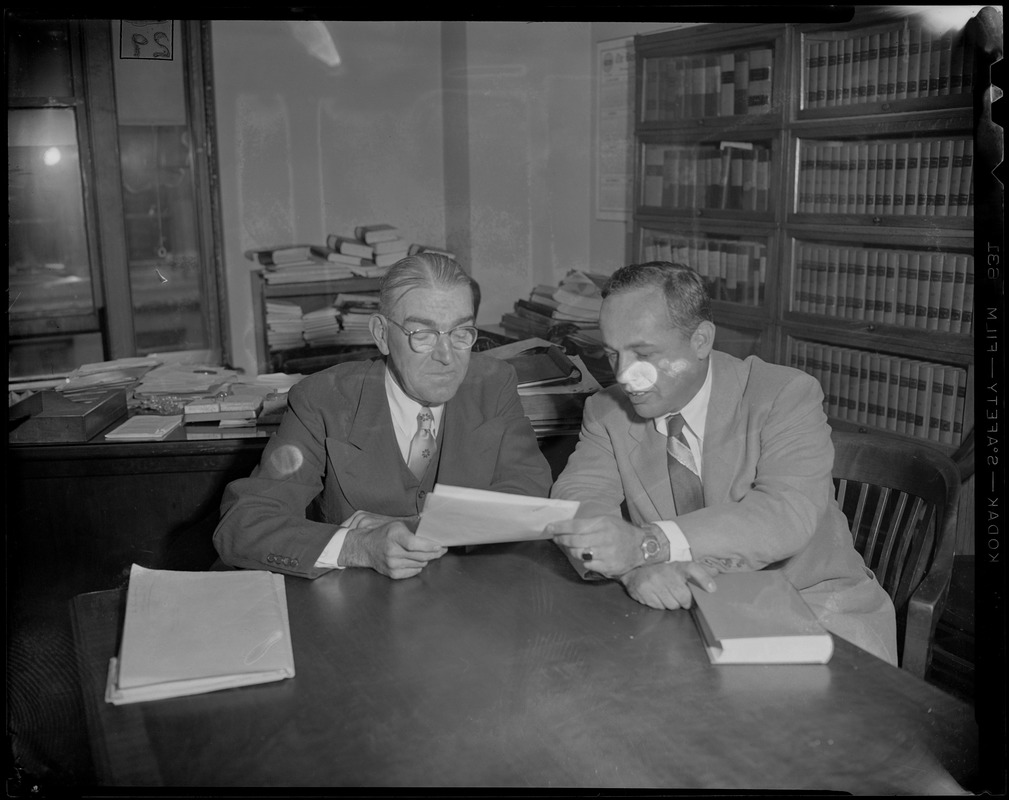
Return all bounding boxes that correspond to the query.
[414,484,579,547]
[105,564,295,705]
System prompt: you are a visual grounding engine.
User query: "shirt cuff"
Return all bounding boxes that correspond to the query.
[315,527,349,569]
[651,520,693,563]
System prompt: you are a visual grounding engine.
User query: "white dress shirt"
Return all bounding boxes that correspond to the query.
[649,358,712,563]
[316,368,444,569]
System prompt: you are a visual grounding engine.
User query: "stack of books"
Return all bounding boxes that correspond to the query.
[265,300,305,351]
[500,270,606,341]
[302,306,343,347]
[246,244,356,285]
[356,224,409,268]
[334,292,380,346]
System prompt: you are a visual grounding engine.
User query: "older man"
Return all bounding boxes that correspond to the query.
[547,261,898,665]
[215,253,552,580]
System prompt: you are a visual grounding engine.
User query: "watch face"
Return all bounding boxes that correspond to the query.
[643,537,660,558]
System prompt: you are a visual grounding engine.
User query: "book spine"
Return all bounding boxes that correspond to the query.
[747,47,772,114]
[719,51,736,116]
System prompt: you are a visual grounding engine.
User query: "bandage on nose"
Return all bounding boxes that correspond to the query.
[618,360,657,391]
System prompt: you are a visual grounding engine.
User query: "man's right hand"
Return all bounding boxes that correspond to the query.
[339,519,447,579]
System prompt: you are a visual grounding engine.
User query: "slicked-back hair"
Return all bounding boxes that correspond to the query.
[602,261,712,336]
[378,253,479,317]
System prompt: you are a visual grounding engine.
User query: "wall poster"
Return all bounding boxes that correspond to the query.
[595,36,635,221]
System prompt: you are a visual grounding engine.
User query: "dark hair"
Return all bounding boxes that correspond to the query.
[378,253,479,316]
[602,261,712,335]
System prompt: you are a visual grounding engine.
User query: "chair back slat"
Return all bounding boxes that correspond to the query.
[829,430,961,677]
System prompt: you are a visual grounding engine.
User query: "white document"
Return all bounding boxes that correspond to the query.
[105,564,295,705]
[414,484,580,547]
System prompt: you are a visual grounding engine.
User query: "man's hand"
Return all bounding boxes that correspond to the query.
[620,561,718,610]
[546,515,661,578]
[339,518,446,579]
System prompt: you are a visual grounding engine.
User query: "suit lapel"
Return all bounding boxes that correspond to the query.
[437,383,499,489]
[336,360,414,508]
[626,410,677,521]
[700,351,745,504]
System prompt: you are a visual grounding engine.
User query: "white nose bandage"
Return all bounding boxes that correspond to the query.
[618,360,657,391]
[618,358,691,391]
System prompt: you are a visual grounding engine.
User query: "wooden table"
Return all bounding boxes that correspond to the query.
[71,541,977,792]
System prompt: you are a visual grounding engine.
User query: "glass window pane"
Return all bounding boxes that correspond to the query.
[8,108,96,319]
[114,22,210,354]
[8,333,104,380]
[6,19,73,99]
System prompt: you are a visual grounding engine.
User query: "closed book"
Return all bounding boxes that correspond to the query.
[896,359,913,434]
[907,25,922,99]
[841,36,855,105]
[308,245,365,266]
[806,41,821,108]
[934,139,954,215]
[928,364,945,442]
[734,50,750,115]
[689,570,833,665]
[719,51,735,116]
[643,146,665,207]
[505,345,580,388]
[746,47,772,114]
[354,224,400,244]
[104,414,183,442]
[370,238,408,255]
[856,351,871,425]
[884,356,901,432]
[957,141,973,217]
[373,251,409,268]
[245,245,316,266]
[949,255,968,333]
[326,235,374,259]
[105,564,295,705]
[9,389,128,444]
[937,253,956,331]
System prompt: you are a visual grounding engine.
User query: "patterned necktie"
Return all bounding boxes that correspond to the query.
[667,413,704,515]
[407,408,437,479]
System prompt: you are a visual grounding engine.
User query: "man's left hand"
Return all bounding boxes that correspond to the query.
[546,515,653,577]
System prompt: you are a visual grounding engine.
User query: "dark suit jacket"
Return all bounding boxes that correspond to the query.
[214,354,552,578]
[551,350,898,665]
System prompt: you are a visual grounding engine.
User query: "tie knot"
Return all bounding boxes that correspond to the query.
[667,413,685,438]
[417,409,434,431]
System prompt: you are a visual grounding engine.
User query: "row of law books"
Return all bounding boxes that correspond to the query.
[642,47,773,120]
[797,136,974,217]
[792,244,974,333]
[805,23,972,110]
[641,232,767,307]
[643,143,771,212]
[791,340,967,446]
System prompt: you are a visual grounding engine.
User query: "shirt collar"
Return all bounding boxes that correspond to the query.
[653,357,712,440]
[384,364,444,437]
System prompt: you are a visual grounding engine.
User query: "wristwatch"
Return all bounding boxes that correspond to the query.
[640,525,662,562]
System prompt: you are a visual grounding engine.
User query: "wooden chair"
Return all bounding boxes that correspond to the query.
[830,430,961,678]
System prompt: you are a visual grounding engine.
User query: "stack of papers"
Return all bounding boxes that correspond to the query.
[105,564,295,705]
[105,414,183,441]
[414,484,579,546]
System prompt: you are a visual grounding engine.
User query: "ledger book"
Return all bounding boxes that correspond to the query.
[105,564,295,705]
[689,570,834,665]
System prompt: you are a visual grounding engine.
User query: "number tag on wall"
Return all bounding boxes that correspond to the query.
[120,20,174,60]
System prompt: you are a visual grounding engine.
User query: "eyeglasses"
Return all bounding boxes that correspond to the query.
[384,317,479,353]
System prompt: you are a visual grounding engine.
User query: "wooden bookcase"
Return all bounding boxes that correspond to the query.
[632,11,976,460]
[250,271,382,374]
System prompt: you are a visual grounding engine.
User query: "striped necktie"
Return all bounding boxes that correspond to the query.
[407,408,437,479]
[667,413,703,515]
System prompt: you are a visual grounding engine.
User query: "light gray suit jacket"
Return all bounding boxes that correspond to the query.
[551,350,898,665]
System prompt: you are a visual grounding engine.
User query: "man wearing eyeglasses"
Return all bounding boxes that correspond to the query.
[214,253,552,580]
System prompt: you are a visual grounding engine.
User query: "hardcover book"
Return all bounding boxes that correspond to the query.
[689,570,834,665]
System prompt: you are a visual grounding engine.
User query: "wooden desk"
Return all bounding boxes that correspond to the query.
[71,541,976,791]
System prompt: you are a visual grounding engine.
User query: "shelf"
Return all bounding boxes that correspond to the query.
[631,10,978,451]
